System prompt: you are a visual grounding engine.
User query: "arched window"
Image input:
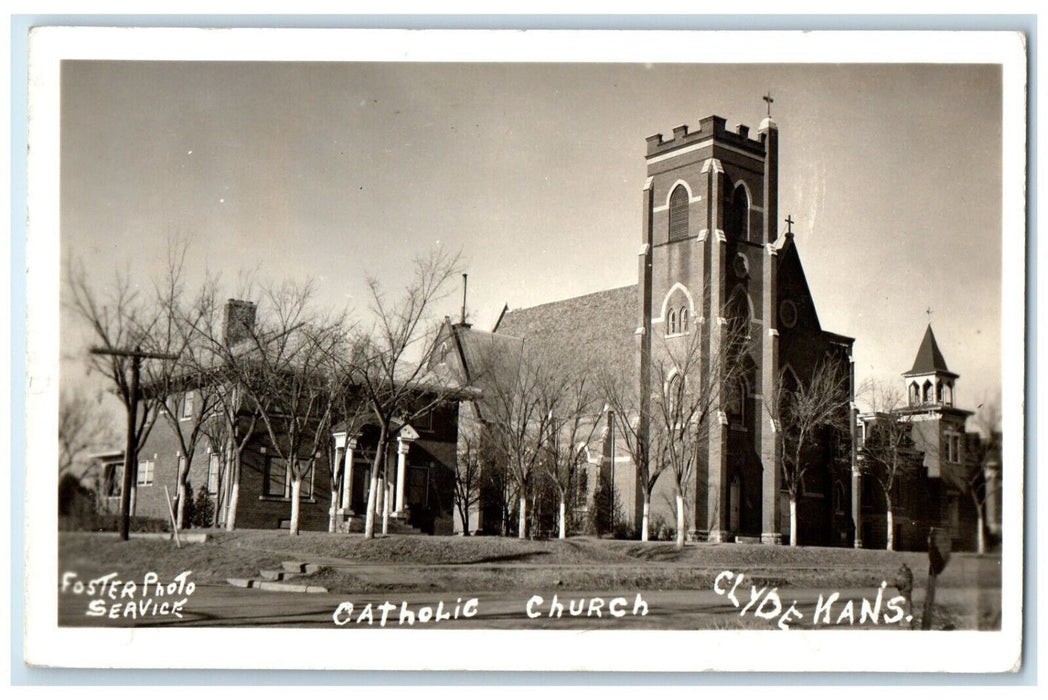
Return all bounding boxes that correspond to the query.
[679,306,689,334]
[726,183,750,242]
[668,309,678,335]
[936,380,943,404]
[727,377,747,425]
[834,482,847,515]
[909,382,920,406]
[922,380,932,404]
[666,371,684,417]
[944,382,954,406]
[668,185,690,241]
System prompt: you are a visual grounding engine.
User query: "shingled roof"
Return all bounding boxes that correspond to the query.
[494,285,638,382]
[904,324,956,377]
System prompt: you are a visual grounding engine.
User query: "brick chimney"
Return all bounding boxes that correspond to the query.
[223,299,256,347]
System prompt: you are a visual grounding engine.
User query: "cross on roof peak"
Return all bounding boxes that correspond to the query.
[784,214,794,235]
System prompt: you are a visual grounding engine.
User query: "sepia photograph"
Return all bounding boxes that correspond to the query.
[23,27,1026,672]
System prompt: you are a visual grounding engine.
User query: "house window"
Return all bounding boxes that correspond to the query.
[207,453,221,494]
[264,457,314,499]
[182,391,194,420]
[679,306,689,334]
[265,458,289,498]
[668,185,690,241]
[945,433,962,464]
[137,460,155,487]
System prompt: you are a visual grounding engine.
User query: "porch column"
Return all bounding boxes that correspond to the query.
[342,438,357,513]
[394,437,410,515]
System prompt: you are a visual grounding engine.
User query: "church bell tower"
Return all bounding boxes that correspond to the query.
[637,110,784,543]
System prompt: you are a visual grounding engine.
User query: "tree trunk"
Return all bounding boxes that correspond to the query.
[364,472,380,539]
[789,497,798,547]
[641,496,650,542]
[558,496,567,539]
[886,506,895,551]
[289,477,302,535]
[382,480,392,535]
[977,512,986,555]
[225,451,241,531]
[328,488,339,533]
[175,481,187,531]
[518,495,527,539]
[675,490,685,548]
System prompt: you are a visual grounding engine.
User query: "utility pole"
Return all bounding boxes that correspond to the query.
[90,346,177,540]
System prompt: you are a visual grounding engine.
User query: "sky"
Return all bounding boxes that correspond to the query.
[60,59,1004,410]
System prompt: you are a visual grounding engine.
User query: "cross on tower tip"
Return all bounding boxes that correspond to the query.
[784,214,794,235]
[763,91,774,117]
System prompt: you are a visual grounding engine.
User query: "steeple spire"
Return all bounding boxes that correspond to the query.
[905,324,953,377]
[903,324,958,408]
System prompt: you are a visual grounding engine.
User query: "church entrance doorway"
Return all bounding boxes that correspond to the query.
[729,475,741,532]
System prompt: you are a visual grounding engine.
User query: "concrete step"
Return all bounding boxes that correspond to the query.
[259,569,303,582]
[734,535,762,544]
[281,561,323,574]
[225,577,327,594]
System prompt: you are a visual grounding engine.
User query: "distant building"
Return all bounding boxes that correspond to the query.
[856,325,995,552]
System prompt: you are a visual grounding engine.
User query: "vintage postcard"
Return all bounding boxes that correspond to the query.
[24,27,1026,672]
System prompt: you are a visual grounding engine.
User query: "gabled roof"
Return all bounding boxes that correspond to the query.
[494,285,638,383]
[442,323,525,421]
[904,324,956,377]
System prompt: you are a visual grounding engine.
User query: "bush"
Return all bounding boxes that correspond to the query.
[191,484,216,528]
[58,474,95,518]
[589,473,614,536]
[647,512,673,541]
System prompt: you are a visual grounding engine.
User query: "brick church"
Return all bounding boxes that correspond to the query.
[446,110,858,545]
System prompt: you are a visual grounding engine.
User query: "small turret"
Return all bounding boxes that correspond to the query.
[903,325,959,407]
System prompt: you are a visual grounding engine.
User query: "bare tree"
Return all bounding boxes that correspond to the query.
[235,280,345,535]
[348,248,463,539]
[857,381,922,551]
[597,368,664,542]
[58,387,116,478]
[182,274,264,531]
[965,395,1002,554]
[649,312,752,548]
[483,345,553,539]
[150,244,225,530]
[325,363,371,534]
[453,428,485,536]
[66,259,170,538]
[767,360,851,546]
[541,369,601,539]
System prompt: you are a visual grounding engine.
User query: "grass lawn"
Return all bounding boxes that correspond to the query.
[59,529,1002,594]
